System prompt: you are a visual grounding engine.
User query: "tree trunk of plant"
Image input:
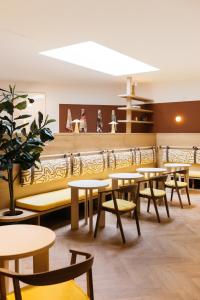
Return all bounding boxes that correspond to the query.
[7,167,15,215]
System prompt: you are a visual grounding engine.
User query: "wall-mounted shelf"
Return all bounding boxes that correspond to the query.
[118,77,154,133]
[118,120,154,124]
[118,94,154,103]
[118,107,153,113]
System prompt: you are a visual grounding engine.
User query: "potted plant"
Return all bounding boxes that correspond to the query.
[0,85,55,216]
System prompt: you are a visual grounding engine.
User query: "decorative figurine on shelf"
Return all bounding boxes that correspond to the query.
[79,108,87,132]
[109,121,118,133]
[72,119,81,133]
[97,109,103,133]
[111,109,117,131]
[66,109,73,132]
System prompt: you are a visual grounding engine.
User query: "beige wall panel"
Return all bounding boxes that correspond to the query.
[157,133,200,147]
[43,133,156,154]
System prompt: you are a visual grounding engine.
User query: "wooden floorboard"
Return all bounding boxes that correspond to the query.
[18,190,200,299]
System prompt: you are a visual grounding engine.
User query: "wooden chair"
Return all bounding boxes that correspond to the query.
[94,185,141,244]
[138,174,170,223]
[165,169,191,208]
[0,250,94,300]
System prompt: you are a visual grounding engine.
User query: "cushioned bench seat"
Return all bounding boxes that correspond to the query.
[189,170,200,179]
[16,188,86,212]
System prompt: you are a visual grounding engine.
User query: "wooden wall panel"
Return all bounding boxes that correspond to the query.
[43,133,156,154]
[59,104,153,133]
[152,100,200,133]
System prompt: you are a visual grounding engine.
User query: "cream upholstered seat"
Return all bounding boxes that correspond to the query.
[139,188,166,198]
[189,170,200,178]
[7,280,89,300]
[102,199,136,212]
[16,188,86,211]
[165,180,187,188]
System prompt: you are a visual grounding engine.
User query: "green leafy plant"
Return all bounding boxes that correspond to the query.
[0,85,55,216]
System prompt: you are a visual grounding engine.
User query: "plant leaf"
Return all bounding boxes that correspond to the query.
[14,114,31,120]
[15,101,27,110]
[15,123,29,131]
[38,111,43,127]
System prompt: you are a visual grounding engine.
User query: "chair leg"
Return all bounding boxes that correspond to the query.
[170,188,174,201]
[147,198,151,212]
[152,198,161,223]
[186,187,191,205]
[94,209,102,238]
[116,212,126,244]
[176,188,183,209]
[164,195,170,218]
[133,209,141,236]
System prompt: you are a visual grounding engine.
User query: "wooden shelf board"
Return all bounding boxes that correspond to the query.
[118,94,154,103]
[118,120,154,124]
[118,107,153,113]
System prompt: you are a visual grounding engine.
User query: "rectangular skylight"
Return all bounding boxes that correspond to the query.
[40,41,159,76]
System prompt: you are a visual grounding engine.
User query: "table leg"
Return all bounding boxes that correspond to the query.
[15,260,19,273]
[71,187,79,230]
[99,188,106,228]
[112,179,118,189]
[84,189,88,225]
[89,189,93,233]
[33,249,49,273]
[0,260,9,300]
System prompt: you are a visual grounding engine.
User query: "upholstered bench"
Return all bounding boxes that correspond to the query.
[16,188,86,224]
[15,147,155,224]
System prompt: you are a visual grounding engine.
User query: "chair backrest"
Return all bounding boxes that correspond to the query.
[0,249,94,300]
[148,174,168,195]
[171,169,188,187]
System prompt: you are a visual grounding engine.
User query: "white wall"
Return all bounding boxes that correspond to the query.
[136,80,200,103]
[0,80,124,132]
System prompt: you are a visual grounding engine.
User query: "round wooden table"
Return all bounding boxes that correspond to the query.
[109,173,144,189]
[0,224,55,300]
[164,163,191,171]
[68,180,109,232]
[136,167,167,178]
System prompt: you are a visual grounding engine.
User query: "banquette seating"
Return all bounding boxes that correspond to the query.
[14,147,156,222]
[159,146,200,187]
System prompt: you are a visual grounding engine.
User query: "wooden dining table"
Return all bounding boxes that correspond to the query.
[68,179,109,233]
[0,224,56,300]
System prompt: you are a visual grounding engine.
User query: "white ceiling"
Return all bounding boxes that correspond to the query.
[0,0,200,85]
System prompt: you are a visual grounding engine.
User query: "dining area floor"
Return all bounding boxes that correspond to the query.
[16,190,200,300]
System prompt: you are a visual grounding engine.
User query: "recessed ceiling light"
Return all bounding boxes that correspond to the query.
[40,41,159,76]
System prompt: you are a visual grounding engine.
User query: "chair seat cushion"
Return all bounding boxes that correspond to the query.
[165,180,188,188]
[189,171,200,179]
[102,199,136,212]
[139,188,166,198]
[7,280,89,300]
[16,188,86,212]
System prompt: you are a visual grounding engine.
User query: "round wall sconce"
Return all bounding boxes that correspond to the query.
[175,115,182,123]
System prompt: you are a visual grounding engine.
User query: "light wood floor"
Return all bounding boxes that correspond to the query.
[18,190,200,299]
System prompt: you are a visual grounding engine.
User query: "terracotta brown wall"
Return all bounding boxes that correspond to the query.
[151,100,200,133]
[59,104,153,133]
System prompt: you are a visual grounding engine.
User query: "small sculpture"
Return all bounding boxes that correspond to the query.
[79,108,87,132]
[97,109,103,133]
[111,110,117,131]
[72,119,81,133]
[109,121,118,133]
[66,109,73,132]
